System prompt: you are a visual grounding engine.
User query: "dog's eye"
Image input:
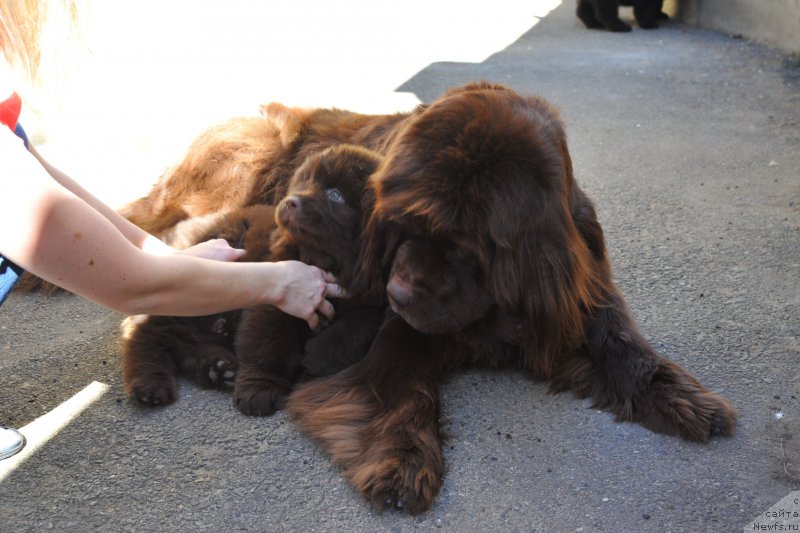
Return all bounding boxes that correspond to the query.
[326,188,345,204]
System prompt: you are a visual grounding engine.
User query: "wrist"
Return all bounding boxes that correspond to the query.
[261,261,289,307]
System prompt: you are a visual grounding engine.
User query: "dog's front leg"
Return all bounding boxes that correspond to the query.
[234,305,306,416]
[287,312,445,514]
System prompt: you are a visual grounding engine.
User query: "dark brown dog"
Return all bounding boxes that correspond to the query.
[284,83,737,514]
[121,145,386,406]
[233,144,386,416]
[116,82,735,514]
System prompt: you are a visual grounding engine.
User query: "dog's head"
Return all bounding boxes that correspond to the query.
[276,144,382,286]
[357,83,599,373]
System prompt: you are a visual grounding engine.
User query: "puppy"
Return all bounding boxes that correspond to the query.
[120,205,273,405]
[232,144,386,416]
[121,145,385,406]
[118,104,413,238]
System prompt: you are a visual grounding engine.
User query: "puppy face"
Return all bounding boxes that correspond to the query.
[276,144,381,282]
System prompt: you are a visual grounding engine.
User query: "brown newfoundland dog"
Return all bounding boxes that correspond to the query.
[121,145,386,407]
[281,83,737,513]
[114,82,735,514]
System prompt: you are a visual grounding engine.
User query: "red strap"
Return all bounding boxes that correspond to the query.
[0,92,23,131]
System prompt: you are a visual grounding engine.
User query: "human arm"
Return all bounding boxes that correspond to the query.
[27,143,247,261]
[0,128,339,327]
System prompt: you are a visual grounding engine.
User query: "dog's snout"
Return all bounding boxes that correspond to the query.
[387,276,413,308]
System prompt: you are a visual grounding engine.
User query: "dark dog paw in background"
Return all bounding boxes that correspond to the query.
[576,0,667,31]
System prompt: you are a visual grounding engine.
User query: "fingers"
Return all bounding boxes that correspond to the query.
[325,282,349,299]
[317,298,335,321]
[209,239,246,261]
[179,239,246,262]
[222,246,247,261]
[322,271,349,299]
[274,263,344,326]
[211,242,246,262]
[305,299,335,330]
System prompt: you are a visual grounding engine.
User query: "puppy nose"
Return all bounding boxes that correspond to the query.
[387,277,413,308]
[283,195,301,211]
[277,195,302,226]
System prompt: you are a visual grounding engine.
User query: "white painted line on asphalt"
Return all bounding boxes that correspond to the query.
[0,381,109,482]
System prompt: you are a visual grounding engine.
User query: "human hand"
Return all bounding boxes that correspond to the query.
[272,261,346,329]
[177,239,246,262]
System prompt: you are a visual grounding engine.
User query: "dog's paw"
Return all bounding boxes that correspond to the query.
[234,377,289,417]
[128,374,178,406]
[607,20,632,32]
[638,20,659,29]
[199,356,237,389]
[643,359,738,442]
[208,358,236,388]
[354,449,442,515]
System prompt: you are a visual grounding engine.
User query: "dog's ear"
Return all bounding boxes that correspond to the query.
[492,217,597,378]
[488,172,599,379]
[259,102,305,148]
[351,213,402,303]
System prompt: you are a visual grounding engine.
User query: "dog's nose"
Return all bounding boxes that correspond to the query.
[387,276,413,308]
[277,195,302,226]
[283,195,301,211]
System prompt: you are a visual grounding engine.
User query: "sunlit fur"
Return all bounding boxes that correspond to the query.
[119,105,412,238]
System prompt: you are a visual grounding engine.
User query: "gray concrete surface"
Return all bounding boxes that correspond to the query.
[2,2,799,531]
[676,0,800,54]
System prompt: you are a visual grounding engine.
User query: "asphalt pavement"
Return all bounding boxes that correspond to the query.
[1,2,798,531]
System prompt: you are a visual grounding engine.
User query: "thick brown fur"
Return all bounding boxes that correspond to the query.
[119,105,413,238]
[232,145,386,416]
[115,82,735,514]
[284,83,737,514]
[121,204,275,405]
[122,146,386,407]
